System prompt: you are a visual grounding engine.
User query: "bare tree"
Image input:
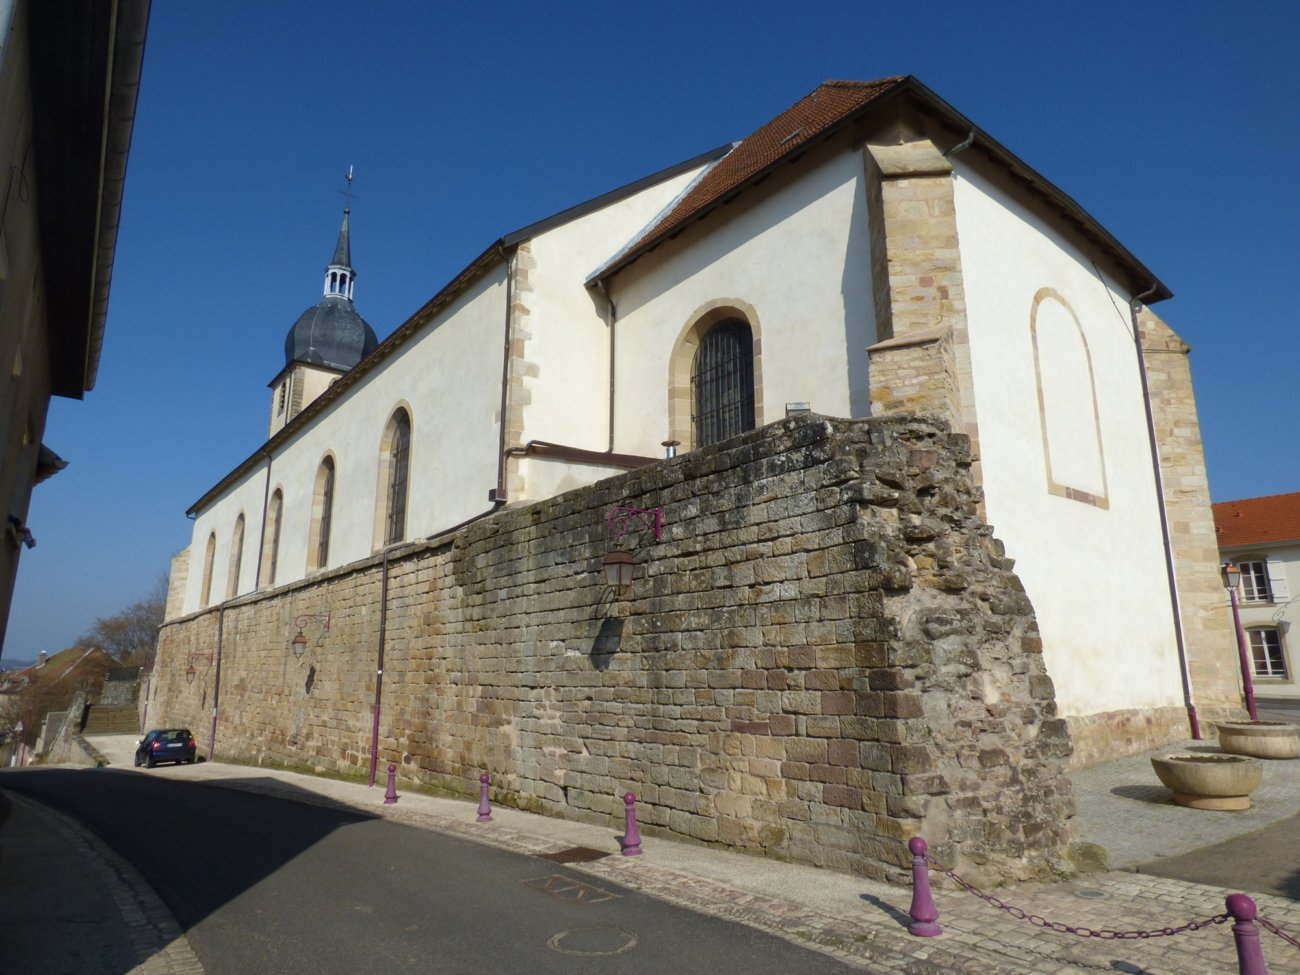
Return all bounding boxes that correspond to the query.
[75,572,167,664]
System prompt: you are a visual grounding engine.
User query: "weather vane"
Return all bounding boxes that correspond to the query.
[339,165,358,209]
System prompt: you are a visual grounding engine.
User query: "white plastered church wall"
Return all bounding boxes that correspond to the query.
[519,166,709,457]
[185,476,265,609]
[952,164,1183,718]
[181,267,507,615]
[608,147,877,455]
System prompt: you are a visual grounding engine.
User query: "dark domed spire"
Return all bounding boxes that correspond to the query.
[282,207,378,372]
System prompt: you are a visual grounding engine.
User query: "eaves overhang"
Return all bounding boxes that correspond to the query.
[591,76,1172,304]
[185,144,730,517]
[28,0,151,399]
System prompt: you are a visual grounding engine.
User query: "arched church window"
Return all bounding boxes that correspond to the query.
[379,409,411,547]
[262,489,283,587]
[329,271,338,294]
[200,533,216,608]
[227,514,244,599]
[691,319,755,448]
[309,457,335,570]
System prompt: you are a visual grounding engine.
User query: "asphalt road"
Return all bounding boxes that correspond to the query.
[2,769,862,974]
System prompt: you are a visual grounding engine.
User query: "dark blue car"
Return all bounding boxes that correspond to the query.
[134,729,196,768]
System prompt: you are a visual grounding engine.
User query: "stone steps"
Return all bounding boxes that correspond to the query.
[81,705,139,735]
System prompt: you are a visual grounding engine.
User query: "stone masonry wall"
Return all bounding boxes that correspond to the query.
[1139,311,1242,724]
[155,414,1076,884]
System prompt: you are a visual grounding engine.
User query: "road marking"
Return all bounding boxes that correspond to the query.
[547,927,639,956]
[523,873,620,904]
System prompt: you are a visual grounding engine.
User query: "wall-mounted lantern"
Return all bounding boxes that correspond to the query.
[185,664,197,684]
[602,550,637,588]
[602,505,664,592]
[291,613,332,658]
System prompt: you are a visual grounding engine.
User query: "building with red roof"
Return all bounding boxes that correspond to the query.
[1214,493,1300,697]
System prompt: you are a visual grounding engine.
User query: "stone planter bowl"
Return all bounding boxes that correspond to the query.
[1150,753,1263,810]
[1215,720,1300,760]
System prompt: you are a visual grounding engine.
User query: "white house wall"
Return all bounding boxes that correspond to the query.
[520,167,708,453]
[953,165,1183,718]
[609,147,876,456]
[183,266,507,614]
[1222,541,1300,699]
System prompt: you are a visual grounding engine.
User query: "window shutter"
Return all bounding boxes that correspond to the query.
[1266,558,1290,603]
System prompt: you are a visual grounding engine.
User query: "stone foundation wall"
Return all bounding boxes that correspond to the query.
[155,414,1075,883]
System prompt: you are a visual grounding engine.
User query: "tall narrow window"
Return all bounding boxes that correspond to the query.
[262,489,283,587]
[227,514,245,599]
[384,410,411,545]
[691,319,755,448]
[309,457,335,570]
[1249,628,1288,678]
[200,534,216,608]
[1239,560,1271,603]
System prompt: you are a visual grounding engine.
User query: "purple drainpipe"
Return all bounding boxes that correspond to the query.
[209,606,224,761]
[368,551,390,787]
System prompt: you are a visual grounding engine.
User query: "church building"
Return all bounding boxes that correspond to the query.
[164,76,1239,770]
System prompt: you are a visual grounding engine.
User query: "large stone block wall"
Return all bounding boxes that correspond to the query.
[1139,312,1242,726]
[155,414,1075,883]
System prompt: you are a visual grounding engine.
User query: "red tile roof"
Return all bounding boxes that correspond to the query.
[1213,492,1300,548]
[598,78,907,277]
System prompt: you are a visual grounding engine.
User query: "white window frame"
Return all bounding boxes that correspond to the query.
[1239,560,1271,603]
[1247,627,1288,679]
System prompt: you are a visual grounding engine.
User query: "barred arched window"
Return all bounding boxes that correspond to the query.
[200,533,216,608]
[379,409,411,546]
[261,489,283,587]
[691,319,755,448]
[309,457,335,570]
[226,514,245,599]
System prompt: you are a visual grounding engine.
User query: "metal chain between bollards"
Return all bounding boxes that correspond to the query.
[1258,915,1300,951]
[926,855,1231,940]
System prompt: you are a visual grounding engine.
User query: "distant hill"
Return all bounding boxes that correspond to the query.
[0,658,37,672]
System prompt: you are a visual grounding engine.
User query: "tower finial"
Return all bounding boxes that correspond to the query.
[340,165,356,212]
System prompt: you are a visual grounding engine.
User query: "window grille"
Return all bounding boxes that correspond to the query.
[227,515,244,599]
[385,412,410,545]
[317,459,334,568]
[1249,628,1287,678]
[691,319,754,448]
[267,491,282,586]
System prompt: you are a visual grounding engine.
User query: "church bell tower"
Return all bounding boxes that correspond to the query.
[268,183,378,439]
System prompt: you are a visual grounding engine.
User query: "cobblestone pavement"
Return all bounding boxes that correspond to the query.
[8,733,1300,974]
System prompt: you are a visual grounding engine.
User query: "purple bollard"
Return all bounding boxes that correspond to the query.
[1227,894,1270,975]
[907,836,942,937]
[476,772,493,822]
[383,763,399,805]
[620,792,643,856]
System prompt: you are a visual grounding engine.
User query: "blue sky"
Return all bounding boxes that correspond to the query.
[6,1,1298,661]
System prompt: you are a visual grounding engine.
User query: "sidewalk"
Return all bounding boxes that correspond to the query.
[6,734,1300,974]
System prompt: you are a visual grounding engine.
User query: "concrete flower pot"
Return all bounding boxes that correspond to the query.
[1215,721,1300,760]
[1150,753,1263,810]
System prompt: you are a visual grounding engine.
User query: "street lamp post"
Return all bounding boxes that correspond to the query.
[1221,563,1259,721]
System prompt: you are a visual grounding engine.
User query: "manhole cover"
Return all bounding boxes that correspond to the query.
[523,874,620,904]
[547,927,639,956]
[536,845,610,863]
[1073,888,1109,900]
